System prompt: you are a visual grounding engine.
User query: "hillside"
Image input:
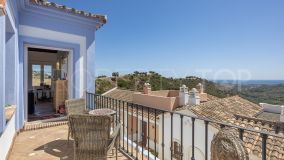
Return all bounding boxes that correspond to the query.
[96,72,284,105]
[95,76,116,94]
[236,84,284,105]
[95,71,233,98]
[214,83,284,105]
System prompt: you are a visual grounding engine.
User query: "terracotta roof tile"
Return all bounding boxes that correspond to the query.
[207,94,220,101]
[189,96,262,123]
[183,96,284,159]
[104,88,135,102]
[231,115,284,159]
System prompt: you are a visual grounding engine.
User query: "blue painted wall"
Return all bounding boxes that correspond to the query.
[0,0,100,133]
[18,36,81,97]
[19,2,96,47]
[5,19,16,106]
[0,15,6,133]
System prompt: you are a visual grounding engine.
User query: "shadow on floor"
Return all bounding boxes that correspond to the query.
[34,140,74,159]
[34,140,123,159]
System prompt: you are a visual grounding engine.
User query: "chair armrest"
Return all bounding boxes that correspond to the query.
[110,123,121,139]
[107,123,121,151]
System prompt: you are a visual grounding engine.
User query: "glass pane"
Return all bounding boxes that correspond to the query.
[32,64,41,87]
[44,65,52,86]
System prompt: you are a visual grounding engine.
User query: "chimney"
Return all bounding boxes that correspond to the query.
[179,84,189,106]
[196,83,204,94]
[189,88,200,106]
[280,106,284,122]
[143,83,151,94]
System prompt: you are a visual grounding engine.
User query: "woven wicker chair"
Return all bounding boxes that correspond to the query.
[68,114,121,160]
[65,98,87,141]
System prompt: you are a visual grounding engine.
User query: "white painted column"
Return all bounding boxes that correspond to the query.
[0,15,6,133]
[14,31,20,130]
[86,39,96,93]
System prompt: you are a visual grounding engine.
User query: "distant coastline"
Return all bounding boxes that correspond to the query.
[213,80,284,85]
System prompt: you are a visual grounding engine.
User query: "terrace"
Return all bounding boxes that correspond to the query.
[7,92,284,160]
[9,125,128,160]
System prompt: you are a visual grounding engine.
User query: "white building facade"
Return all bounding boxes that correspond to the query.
[158,111,218,160]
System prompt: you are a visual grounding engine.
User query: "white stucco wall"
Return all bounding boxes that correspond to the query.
[260,103,283,113]
[120,110,160,158]
[159,112,218,160]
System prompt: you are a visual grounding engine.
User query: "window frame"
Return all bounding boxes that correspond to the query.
[31,64,53,87]
[172,141,182,160]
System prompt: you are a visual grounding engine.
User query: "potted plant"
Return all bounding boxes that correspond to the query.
[5,104,16,123]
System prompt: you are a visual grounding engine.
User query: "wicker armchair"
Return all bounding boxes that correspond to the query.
[68,114,121,160]
[65,98,87,140]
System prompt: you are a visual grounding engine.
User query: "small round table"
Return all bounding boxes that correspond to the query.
[88,108,116,116]
[89,108,117,134]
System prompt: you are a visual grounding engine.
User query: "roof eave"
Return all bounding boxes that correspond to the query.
[95,16,107,31]
[28,0,107,30]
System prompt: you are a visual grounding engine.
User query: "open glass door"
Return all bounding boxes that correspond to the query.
[27,47,70,122]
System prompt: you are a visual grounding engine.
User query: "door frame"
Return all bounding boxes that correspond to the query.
[24,44,73,122]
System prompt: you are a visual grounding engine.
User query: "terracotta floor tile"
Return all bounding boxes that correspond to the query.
[9,125,129,160]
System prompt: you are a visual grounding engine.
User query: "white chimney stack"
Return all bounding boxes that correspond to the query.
[143,83,151,94]
[280,106,284,122]
[196,83,204,94]
[189,88,200,106]
[179,84,189,106]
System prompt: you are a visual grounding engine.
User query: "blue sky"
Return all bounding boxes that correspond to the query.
[50,0,284,80]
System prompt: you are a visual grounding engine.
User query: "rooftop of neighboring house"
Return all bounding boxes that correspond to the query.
[206,94,220,101]
[186,96,262,122]
[142,89,179,98]
[103,85,218,120]
[178,95,284,159]
[103,88,159,120]
[256,111,281,122]
[256,103,284,122]
[104,87,218,103]
[104,88,135,102]
[232,115,284,159]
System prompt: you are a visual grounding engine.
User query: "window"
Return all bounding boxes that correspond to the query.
[32,64,52,87]
[32,64,41,87]
[44,65,52,86]
[172,141,182,160]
